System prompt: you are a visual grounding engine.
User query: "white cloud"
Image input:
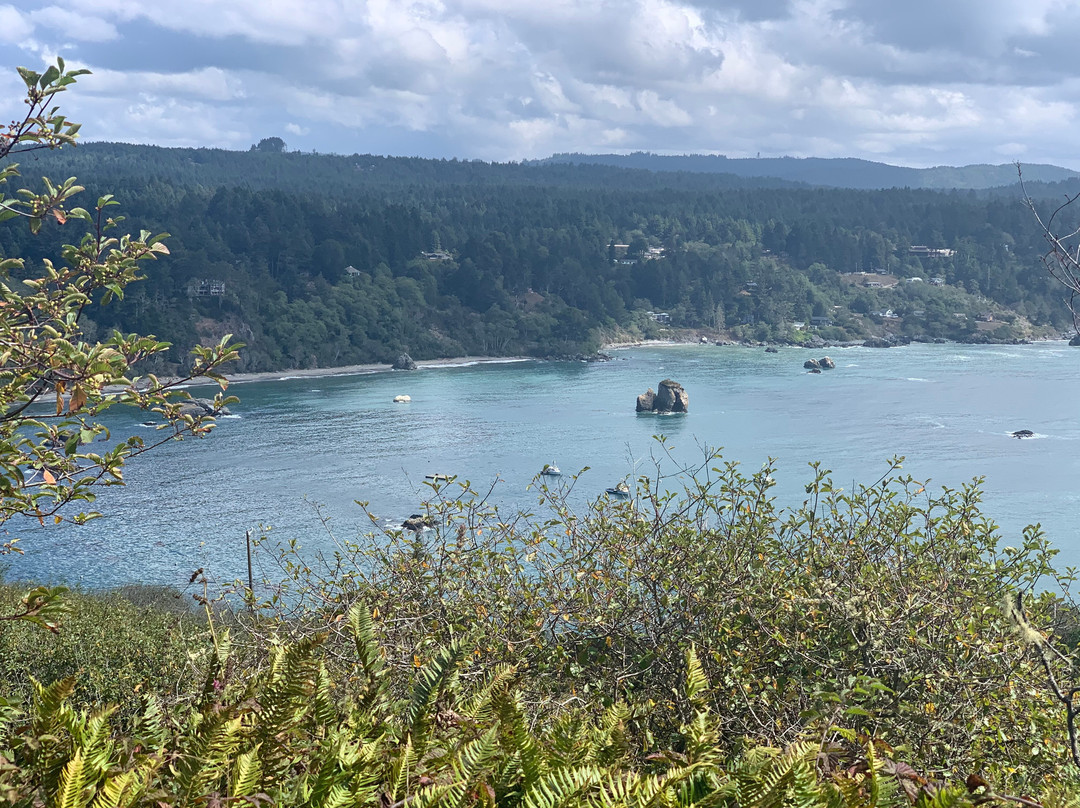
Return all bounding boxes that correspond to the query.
[0,5,34,43]
[4,0,1080,167]
[30,6,118,42]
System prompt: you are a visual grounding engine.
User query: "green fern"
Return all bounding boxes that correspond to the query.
[348,601,387,697]
[493,687,546,788]
[230,745,262,798]
[684,646,709,707]
[406,640,465,757]
[734,741,817,808]
[53,748,86,808]
[522,764,603,808]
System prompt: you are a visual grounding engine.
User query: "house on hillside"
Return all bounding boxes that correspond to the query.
[189,279,226,297]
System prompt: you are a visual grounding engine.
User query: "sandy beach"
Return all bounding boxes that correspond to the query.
[199,355,535,387]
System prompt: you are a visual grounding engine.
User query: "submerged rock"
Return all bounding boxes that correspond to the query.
[1012,429,1035,439]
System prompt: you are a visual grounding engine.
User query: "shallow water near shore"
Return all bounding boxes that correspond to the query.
[5,341,1079,589]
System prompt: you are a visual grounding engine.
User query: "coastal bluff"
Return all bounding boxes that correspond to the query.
[636,379,689,413]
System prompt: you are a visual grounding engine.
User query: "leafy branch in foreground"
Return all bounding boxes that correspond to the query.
[0,61,241,553]
[0,59,240,642]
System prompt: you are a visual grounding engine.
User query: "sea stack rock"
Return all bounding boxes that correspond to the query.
[819,356,836,369]
[177,397,231,417]
[803,358,820,370]
[1070,334,1080,346]
[637,379,688,413]
[393,353,418,370]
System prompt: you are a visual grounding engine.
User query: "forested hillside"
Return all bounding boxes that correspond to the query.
[537,151,1080,190]
[1,142,1073,373]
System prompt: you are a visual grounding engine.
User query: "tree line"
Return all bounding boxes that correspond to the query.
[1,142,1075,371]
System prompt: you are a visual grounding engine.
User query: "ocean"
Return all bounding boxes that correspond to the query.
[4,341,1078,589]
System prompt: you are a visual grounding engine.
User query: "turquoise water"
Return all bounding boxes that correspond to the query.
[5,342,1079,588]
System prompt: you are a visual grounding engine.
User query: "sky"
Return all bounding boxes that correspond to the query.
[2,0,1080,168]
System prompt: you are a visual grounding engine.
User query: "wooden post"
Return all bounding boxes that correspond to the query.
[245,529,255,613]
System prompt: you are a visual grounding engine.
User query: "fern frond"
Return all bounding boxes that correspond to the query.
[255,634,324,782]
[407,640,465,756]
[54,749,86,808]
[314,665,337,729]
[32,675,77,722]
[88,771,134,808]
[459,663,516,724]
[78,706,118,782]
[390,737,418,801]
[522,764,603,808]
[737,741,816,808]
[684,645,709,707]
[230,746,262,797]
[494,688,546,787]
[348,601,386,683]
[131,696,168,752]
[916,787,974,808]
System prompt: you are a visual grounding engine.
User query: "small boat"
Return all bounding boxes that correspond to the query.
[541,462,562,476]
[425,473,452,482]
[605,481,631,498]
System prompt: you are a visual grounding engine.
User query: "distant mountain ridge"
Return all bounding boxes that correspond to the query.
[532,152,1079,190]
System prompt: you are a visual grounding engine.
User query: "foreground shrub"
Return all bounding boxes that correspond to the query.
[2,610,1067,806]
[254,447,1075,789]
[0,581,207,715]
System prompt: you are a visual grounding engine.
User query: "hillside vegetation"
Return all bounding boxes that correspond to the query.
[2,142,1076,373]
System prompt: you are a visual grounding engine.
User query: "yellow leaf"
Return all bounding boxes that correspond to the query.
[42,469,55,484]
[68,384,87,413]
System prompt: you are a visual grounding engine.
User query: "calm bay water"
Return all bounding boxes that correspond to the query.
[5,341,1079,589]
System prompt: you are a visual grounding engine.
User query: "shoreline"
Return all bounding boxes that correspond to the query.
[187,355,535,388]
[178,334,1071,389]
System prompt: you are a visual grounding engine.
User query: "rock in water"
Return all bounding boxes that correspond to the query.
[393,353,418,370]
[636,388,656,412]
[1070,334,1080,346]
[637,380,688,413]
[804,358,821,370]
[819,356,836,369]
[1012,429,1035,439]
[178,397,231,417]
[658,379,688,412]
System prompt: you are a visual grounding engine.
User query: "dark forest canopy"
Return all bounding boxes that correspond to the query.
[1,142,1074,373]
